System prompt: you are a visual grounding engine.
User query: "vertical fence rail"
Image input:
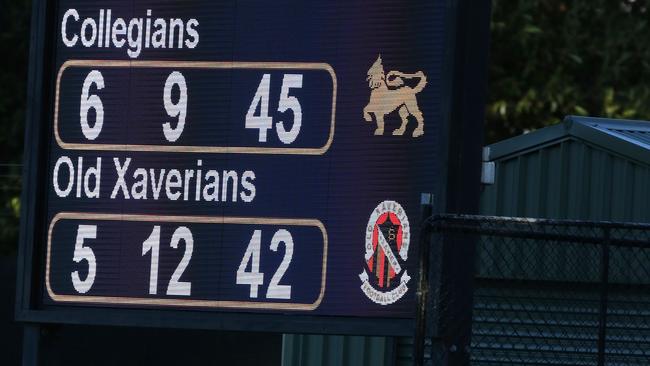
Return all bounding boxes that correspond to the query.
[597,228,610,366]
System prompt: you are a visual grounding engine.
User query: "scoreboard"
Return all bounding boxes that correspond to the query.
[16,0,490,336]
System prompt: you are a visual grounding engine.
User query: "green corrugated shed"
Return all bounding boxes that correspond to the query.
[480,116,650,284]
[283,116,650,365]
[482,115,650,221]
[476,115,650,365]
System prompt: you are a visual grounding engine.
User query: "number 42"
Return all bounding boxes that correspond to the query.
[237,229,294,299]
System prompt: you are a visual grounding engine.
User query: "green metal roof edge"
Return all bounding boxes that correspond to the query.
[486,120,570,160]
[486,115,650,166]
[568,116,650,166]
[569,115,650,131]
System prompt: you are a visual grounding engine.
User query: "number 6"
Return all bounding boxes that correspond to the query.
[80,70,104,140]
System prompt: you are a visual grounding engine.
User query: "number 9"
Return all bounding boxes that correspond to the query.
[162,71,188,142]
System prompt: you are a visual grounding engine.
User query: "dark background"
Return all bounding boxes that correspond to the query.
[3,0,650,364]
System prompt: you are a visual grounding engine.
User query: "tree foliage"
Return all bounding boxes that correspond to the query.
[487,0,650,143]
[0,0,30,254]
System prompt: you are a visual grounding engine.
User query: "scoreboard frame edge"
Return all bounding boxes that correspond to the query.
[15,0,492,337]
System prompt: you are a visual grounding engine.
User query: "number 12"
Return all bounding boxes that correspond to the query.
[142,226,194,296]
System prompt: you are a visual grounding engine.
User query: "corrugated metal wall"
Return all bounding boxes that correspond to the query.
[481,138,650,284]
[281,335,397,366]
[481,138,650,222]
[474,135,650,366]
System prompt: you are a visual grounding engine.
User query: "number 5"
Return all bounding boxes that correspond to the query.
[71,225,97,294]
[276,74,303,144]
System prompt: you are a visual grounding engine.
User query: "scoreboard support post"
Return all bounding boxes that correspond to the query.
[18,0,50,364]
[413,194,434,366]
[21,325,41,366]
[429,0,492,364]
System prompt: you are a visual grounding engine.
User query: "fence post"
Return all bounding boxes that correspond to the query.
[597,228,611,366]
[21,324,40,366]
[413,194,434,366]
[430,218,476,366]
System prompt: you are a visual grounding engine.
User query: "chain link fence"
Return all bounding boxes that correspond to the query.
[424,215,650,366]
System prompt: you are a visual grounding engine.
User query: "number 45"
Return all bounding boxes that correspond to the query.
[245,74,303,144]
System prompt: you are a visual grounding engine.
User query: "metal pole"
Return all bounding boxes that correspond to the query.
[413,194,434,366]
[21,324,40,366]
[597,228,610,366]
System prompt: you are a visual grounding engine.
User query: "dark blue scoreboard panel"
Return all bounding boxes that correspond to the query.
[19,0,484,335]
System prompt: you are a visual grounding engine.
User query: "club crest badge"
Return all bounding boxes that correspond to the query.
[360,200,411,305]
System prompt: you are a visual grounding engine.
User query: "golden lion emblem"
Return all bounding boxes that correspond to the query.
[363,55,427,137]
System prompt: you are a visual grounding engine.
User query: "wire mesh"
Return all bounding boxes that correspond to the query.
[426,215,650,366]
